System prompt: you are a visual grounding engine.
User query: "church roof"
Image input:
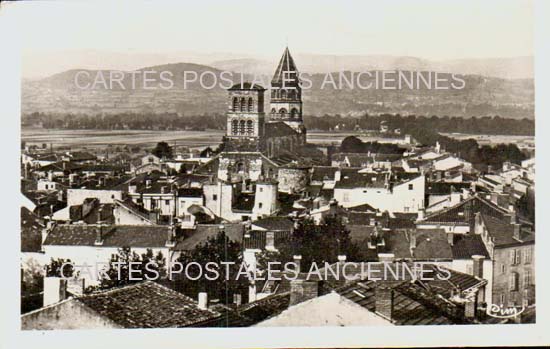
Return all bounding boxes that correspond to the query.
[271,47,300,86]
[228,82,266,91]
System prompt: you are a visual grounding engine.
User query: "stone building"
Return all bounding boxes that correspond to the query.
[200,47,310,193]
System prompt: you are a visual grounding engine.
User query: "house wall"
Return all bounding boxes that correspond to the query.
[334,175,425,213]
[253,183,278,218]
[451,259,493,304]
[491,244,535,308]
[67,189,122,207]
[21,299,120,330]
[176,196,204,217]
[277,167,309,194]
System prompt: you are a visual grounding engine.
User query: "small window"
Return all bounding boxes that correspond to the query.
[408,184,413,190]
[213,194,218,201]
[524,270,531,287]
[259,203,263,209]
[524,249,532,264]
[501,264,506,274]
[509,272,518,291]
[259,187,263,192]
[165,200,170,205]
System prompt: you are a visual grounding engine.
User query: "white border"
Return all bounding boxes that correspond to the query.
[1,0,549,347]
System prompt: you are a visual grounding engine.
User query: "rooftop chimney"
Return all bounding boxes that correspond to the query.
[465,299,476,319]
[417,208,425,221]
[447,232,454,246]
[43,277,68,306]
[94,225,104,246]
[198,292,208,310]
[293,255,302,273]
[289,280,319,306]
[472,255,485,278]
[375,283,395,321]
[513,223,521,241]
[409,230,417,254]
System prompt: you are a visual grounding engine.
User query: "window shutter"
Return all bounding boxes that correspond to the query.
[524,270,530,286]
[509,272,518,291]
[515,250,521,265]
[523,250,531,264]
[509,250,516,265]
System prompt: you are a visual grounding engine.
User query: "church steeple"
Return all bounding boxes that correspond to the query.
[271,47,299,88]
[269,47,305,135]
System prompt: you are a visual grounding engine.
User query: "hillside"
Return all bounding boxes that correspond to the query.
[22,62,534,118]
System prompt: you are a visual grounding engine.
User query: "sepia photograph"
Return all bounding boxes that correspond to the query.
[1,0,549,347]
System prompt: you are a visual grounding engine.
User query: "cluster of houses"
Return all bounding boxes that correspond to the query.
[20,48,536,329]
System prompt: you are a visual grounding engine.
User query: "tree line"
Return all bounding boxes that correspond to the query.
[23,112,533,137]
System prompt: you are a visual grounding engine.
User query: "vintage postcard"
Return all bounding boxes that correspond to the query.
[1,0,548,347]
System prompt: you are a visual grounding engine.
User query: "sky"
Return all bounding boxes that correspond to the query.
[4,0,534,77]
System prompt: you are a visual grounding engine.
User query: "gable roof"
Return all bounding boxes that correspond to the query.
[44,224,171,248]
[385,229,453,260]
[451,234,490,259]
[419,195,507,226]
[251,216,294,231]
[77,281,219,328]
[481,214,535,247]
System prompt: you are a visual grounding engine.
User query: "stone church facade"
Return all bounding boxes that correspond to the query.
[200,47,310,188]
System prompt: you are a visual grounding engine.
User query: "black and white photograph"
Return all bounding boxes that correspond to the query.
[1,0,549,347]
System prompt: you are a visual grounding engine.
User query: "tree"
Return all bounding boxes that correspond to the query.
[340,136,364,153]
[45,258,74,277]
[174,230,248,304]
[259,216,360,272]
[97,248,166,290]
[152,141,173,159]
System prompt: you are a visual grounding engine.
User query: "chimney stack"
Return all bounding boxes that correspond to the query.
[409,230,417,255]
[464,299,477,319]
[198,292,208,310]
[289,280,319,306]
[513,223,521,241]
[447,233,454,246]
[293,255,302,274]
[43,277,68,306]
[94,224,104,246]
[375,283,395,321]
[472,255,484,278]
[417,208,425,221]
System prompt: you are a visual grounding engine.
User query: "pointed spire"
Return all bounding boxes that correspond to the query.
[272,47,299,86]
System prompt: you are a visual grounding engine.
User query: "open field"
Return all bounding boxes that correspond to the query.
[21,128,407,150]
[22,128,535,151]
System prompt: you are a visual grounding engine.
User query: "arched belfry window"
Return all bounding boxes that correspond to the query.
[240,97,246,112]
[232,119,238,134]
[271,90,277,98]
[239,120,246,134]
[280,108,287,117]
[289,90,296,99]
[246,120,253,135]
[248,98,254,112]
[281,89,287,99]
[232,97,239,111]
[291,108,298,119]
[271,108,277,114]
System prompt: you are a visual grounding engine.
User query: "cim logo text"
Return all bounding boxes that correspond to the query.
[486,303,526,319]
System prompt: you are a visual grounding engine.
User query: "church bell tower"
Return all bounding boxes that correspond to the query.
[269,47,306,135]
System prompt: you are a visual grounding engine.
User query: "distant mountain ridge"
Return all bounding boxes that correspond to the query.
[22,61,534,119]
